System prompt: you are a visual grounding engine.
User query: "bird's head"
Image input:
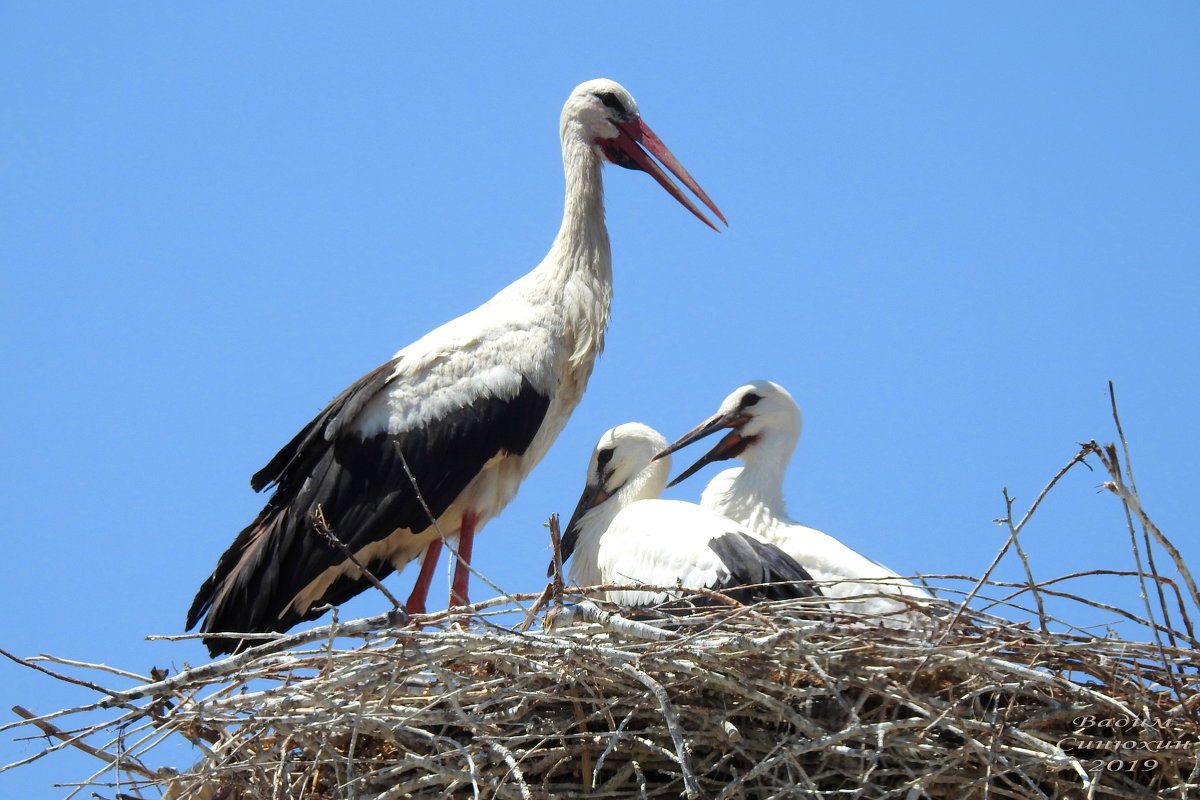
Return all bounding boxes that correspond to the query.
[551,422,670,576]
[562,79,642,143]
[560,78,726,231]
[655,380,802,487]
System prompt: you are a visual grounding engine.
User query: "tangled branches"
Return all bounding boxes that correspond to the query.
[3,385,1198,799]
[3,584,1198,800]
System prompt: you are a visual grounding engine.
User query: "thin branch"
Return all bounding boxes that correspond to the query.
[10,706,158,781]
[549,599,682,642]
[109,611,411,706]
[933,445,1096,646]
[619,663,701,800]
[981,568,1198,648]
[1105,382,1180,638]
[518,514,566,632]
[25,656,149,684]
[548,513,566,622]
[1000,487,1046,634]
[0,648,133,711]
[1101,474,1200,614]
[311,505,406,614]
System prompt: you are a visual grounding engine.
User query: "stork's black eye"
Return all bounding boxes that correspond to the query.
[596,447,615,469]
[593,91,628,116]
[739,392,762,409]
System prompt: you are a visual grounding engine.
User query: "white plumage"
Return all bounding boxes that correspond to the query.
[187,79,724,656]
[658,381,932,621]
[558,423,819,607]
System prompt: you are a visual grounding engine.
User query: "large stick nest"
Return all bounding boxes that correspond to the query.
[172,596,1200,800]
[4,432,1199,799]
[9,585,1198,800]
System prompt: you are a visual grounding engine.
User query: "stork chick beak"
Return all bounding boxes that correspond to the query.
[604,118,726,231]
[549,482,612,577]
[655,411,752,488]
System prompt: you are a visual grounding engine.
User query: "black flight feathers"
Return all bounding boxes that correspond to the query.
[187,358,550,654]
[705,532,822,604]
[250,357,402,494]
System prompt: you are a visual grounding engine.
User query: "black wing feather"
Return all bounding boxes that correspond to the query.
[706,532,822,603]
[250,357,402,493]
[188,365,550,654]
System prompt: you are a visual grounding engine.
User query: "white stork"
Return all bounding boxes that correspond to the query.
[186,79,725,656]
[656,381,932,621]
[556,423,820,607]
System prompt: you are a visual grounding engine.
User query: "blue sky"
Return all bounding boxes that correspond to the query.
[3,3,1198,794]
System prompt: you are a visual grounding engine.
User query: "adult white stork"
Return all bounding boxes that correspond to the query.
[556,423,820,607]
[656,381,931,620]
[186,79,725,656]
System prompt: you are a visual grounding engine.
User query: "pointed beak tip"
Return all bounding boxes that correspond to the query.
[622,119,723,232]
[652,440,684,461]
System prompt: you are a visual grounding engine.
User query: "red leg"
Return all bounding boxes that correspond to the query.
[450,511,477,608]
[405,539,442,616]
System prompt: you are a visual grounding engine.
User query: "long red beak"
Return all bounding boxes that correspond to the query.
[604,119,726,231]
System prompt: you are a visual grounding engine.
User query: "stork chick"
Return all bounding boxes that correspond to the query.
[658,381,931,622]
[557,423,819,607]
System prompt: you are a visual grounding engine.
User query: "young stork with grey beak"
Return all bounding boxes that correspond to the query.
[555,423,820,607]
[186,79,725,656]
[656,381,932,622]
